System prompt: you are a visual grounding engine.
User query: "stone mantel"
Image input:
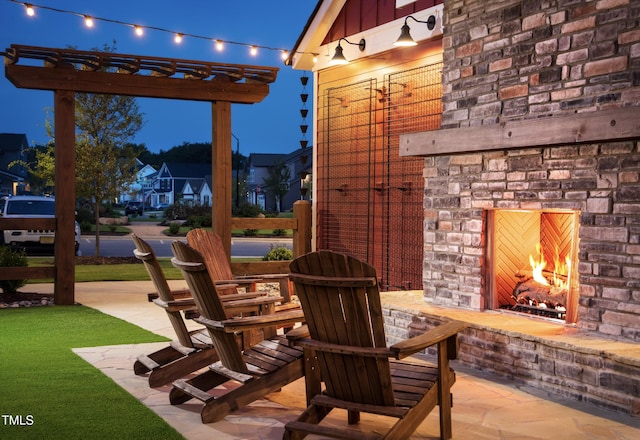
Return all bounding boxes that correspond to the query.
[400,107,640,157]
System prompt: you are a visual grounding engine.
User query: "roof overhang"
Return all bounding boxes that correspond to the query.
[289,3,443,71]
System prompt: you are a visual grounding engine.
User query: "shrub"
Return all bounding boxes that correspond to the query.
[235,203,264,218]
[272,228,286,237]
[183,215,212,228]
[243,229,258,237]
[262,245,293,261]
[80,220,93,233]
[168,222,181,235]
[0,246,28,293]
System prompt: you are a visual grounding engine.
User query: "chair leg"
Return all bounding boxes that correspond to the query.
[147,348,219,388]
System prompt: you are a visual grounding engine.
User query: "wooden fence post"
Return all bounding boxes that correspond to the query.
[292,200,311,257]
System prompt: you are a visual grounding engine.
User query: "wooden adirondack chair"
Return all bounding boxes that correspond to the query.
[132,234,281,387]
[285,250,467,440]
[131,234,219,388]
[169,240,306,424]
[186,228,294,306]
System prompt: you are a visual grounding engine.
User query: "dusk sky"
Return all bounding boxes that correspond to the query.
[0,0,317,155]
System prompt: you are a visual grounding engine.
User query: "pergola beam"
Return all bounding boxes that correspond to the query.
[5,64,271,103]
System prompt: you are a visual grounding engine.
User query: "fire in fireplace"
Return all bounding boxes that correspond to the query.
[487,209,580,323]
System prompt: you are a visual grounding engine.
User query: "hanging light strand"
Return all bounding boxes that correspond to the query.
[7,0,315,59]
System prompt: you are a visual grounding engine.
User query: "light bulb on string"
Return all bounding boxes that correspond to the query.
[9,1,319,64]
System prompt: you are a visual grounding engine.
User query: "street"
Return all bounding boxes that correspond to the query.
[77,235,292,258]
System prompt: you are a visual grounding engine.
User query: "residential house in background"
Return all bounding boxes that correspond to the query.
[246,148,312,212]
[121,159,157,210]
[282,147,312,209]
[246,153,285,210]
[0,133,29,195]
[151,162,212,208]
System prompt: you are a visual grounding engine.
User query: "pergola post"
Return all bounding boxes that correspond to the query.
[53,89,76,305]
[211,101,233,258]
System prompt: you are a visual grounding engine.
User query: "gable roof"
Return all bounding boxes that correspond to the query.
[160,162,212,178]
[288,0,444,71]
[0,133,28,152]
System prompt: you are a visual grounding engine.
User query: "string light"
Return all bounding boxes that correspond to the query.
[7,0,316,62]
[281,50,289,61]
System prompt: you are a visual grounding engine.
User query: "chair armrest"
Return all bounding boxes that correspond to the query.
[236,273,289,281]
[152,297,197,312]
[295,338,393,358]
[146,288,192,302]
[223,296,285,316]
[285,325,310,345]
[390,320,467,360]
[170,288,193,299]
[219,292,268,302]
[220,310,305,333]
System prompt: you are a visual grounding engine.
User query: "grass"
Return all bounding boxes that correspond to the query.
[0,306,181,440]
[26,258,183,283]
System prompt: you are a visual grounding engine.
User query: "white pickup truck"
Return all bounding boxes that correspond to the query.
[0,195,80,255]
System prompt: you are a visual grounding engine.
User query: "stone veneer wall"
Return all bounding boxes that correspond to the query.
[383,306,640,417]
[422,142,640,341]
[421,0,640,341]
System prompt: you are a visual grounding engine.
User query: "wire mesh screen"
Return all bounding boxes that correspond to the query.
[317,79,378,260]
[383,63,443,290]
[316,62,442,290]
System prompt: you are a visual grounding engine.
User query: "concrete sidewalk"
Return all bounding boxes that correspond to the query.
[26,280,638,439]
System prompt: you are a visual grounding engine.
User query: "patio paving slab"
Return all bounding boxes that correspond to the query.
[29,281,640,439]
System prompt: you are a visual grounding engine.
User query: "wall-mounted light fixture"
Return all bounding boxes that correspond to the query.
[329,38,366,65]
[393,15,436,47]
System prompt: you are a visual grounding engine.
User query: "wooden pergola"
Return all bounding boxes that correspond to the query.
[2,44,279,305]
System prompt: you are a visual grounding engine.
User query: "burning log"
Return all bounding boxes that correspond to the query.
[513,270,567,308]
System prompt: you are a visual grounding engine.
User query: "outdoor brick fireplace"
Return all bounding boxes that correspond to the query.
[417,142,639,340]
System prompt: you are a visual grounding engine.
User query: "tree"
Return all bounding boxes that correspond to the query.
[262,161,290,213]
[17,44,144,256]
[74,92,143,256]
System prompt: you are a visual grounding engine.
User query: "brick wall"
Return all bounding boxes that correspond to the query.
[383,306,640,417]
[441,0,640,128]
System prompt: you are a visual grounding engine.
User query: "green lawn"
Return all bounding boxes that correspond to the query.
[0,306,181,439]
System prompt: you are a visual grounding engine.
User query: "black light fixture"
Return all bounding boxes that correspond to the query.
[329,37,366,65]
[394,15,436,47]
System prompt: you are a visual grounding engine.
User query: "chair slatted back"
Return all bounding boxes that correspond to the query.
[171,241,249,374]
[289,250,395,406]
[132,234,193,348]
[186,229,236,287]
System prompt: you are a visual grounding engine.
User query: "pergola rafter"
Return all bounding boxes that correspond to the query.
[2,44,279,305]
